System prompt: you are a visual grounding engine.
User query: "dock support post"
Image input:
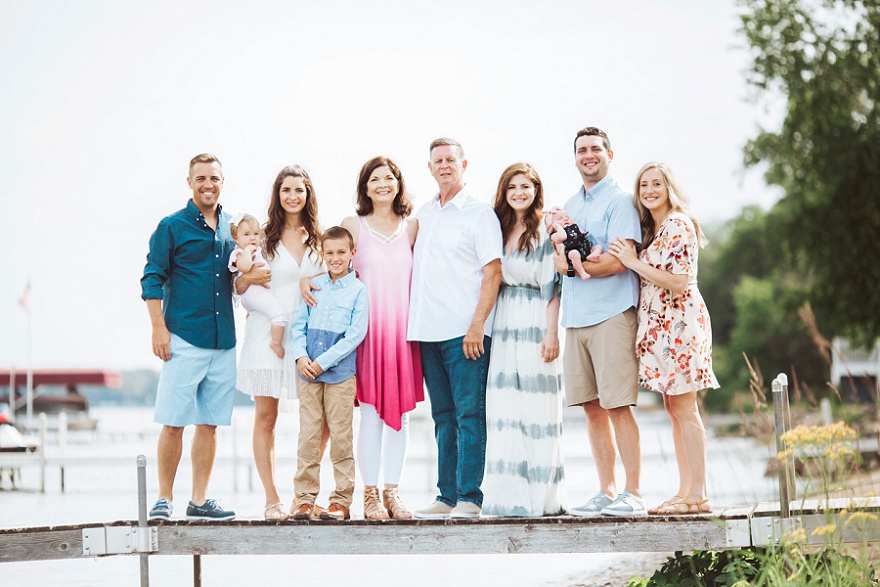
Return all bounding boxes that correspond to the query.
[194,554,202,587]
[778,374,796,503]
[39,413,47,494]
[772,374,795,517]
[137,454,151,587]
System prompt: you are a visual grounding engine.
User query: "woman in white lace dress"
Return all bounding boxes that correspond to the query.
[235,165,324,520]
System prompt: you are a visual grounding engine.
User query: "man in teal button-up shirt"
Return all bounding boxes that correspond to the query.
[139,153,238,522]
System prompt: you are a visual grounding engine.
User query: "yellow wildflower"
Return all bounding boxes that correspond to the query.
[811,523,837,537]
[844,511,879,526]
[786,527,807,542]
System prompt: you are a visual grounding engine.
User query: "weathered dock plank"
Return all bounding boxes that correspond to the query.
[152,516,739,556]
[0,516,744,562]
[4,499,880,564]
[0,526,89,562]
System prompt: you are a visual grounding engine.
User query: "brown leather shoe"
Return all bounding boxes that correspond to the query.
[291,503,314,520]
[319,503,350,521]
[311,504,327,520]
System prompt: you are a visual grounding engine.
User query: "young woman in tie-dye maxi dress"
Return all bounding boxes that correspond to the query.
[482,162,567,517]
[609,161,719,517]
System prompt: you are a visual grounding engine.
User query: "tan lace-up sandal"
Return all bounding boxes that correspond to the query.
[363,486,389,520]
[383,487,413,519]
[264,503,289,521]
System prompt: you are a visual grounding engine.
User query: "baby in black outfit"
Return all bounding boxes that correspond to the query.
[545,207,603,280]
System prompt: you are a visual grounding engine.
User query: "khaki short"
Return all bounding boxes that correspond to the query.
[563,308,639,409]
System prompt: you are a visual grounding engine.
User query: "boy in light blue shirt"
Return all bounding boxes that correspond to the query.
[290,226,368,521]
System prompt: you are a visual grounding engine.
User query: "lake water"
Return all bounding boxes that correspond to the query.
[0,403,777,586]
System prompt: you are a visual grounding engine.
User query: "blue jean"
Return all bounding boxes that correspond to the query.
[420,336,491,507]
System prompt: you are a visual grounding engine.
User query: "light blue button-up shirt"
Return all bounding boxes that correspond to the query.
[560,176,641,328]
[290,269,369,384]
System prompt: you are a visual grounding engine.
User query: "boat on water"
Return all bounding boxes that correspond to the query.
[0,413,37,452]
[0,369,121,431]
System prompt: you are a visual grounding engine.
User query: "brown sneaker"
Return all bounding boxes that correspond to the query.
[291,503,314,520]
[320,503,351,521]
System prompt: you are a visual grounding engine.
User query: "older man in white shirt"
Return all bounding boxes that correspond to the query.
[409,138,502,519]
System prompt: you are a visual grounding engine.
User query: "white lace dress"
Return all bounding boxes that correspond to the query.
[236,244,323,412]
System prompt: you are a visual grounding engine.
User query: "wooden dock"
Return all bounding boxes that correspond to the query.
[3,498,879,563]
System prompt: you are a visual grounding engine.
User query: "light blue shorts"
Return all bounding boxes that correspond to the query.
[153,334,237,427]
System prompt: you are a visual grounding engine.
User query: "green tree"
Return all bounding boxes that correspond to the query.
[699,208,825,408]
[739,0,880,345]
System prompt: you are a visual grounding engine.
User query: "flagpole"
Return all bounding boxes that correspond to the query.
[18,280,33,429]
[26,309,33,429]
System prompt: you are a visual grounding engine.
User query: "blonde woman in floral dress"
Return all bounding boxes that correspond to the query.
[608,161,719,516]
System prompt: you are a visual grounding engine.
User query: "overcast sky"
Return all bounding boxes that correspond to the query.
[1,0,781,371]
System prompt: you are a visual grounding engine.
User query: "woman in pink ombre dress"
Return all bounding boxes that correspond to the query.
[343,157,423,520]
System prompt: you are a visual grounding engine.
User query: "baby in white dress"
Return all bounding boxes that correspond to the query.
[229,214,287,359]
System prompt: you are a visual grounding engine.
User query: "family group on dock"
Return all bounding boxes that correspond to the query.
[140,127,719,524]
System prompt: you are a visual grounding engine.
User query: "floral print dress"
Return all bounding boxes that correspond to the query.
[636,212,720,395]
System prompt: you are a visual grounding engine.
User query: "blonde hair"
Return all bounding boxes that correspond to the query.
[230,213,260,240]
[633,162,707,252]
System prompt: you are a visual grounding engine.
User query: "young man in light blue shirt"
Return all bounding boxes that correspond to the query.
[290,226,368,521]
[555,127,646,517]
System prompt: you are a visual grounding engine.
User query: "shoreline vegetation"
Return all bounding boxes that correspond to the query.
[626,419,880,586]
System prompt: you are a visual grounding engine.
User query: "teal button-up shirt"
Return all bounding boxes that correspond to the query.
[141,199,236,349]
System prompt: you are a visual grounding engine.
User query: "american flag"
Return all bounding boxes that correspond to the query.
[18,281,32,312]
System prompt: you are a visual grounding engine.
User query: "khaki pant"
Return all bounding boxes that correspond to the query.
[294,376,357,507]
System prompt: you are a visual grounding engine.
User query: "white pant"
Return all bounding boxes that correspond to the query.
[357,403,409,486]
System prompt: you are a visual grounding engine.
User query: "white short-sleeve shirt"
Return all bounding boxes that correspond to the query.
[407,190,503,342]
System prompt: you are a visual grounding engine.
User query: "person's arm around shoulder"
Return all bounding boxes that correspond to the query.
[300,221,351,307]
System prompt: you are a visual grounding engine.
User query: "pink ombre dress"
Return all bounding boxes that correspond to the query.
[352,217,424,431]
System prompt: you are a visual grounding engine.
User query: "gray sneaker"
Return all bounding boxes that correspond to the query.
[149,498,173,520]
[413,500,453,519]
[600,491,648,517]
[450,501,481,519]
[569,491,614,517]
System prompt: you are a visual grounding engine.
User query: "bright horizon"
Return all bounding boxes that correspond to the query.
[1,0,782,371]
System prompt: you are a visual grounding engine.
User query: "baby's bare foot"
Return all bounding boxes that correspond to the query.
[270,341,285,359]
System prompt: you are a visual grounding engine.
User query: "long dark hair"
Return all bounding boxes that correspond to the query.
[264,165,320,260]
[355,156,412,217]
[493,162,544,255]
